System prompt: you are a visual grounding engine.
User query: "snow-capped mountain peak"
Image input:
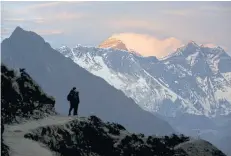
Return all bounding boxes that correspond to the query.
[98,36,144,57]
[98,37,128,51]
[187,40,199,46]
[57,45,73,58]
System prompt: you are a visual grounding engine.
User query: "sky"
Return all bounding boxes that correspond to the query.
[1,1,231,58]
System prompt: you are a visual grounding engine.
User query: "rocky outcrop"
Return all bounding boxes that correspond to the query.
[175,140,226,156]
[1,64,56,124]
[23,114,227,156]
[1,64,56,156]
[24,115,190,156]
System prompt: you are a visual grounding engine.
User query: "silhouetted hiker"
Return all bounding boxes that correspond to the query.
[67,87,80,116]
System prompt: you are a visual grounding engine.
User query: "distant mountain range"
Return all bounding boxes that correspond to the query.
[58,41,231,118]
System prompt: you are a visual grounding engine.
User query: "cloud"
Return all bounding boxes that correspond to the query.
[4,17,45,23]
[3,12,85,25]
[108,19,160,32]
[202,43,228,51]
[2,1,86,25]
[4,18,25,22]
[51,12,86,21]
[33,29,63,35]
[1,28,10,36]
[199,6,231,12]
[161,9,193,16]
[111,33,183,58]
[27,2,64,10]
[26,1,85,10]
[161,5,231,17]
[203,43,217,48]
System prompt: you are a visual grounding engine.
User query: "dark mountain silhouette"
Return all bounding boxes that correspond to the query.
[1,26,174,135]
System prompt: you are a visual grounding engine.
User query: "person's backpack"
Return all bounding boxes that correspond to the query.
[67,90,79,102]
[67,92,72,101]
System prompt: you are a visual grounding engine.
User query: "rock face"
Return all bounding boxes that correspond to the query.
[24,115,190,156]
[1,64,56,156]
[1,64,56,124]
[1,64,226,156]
[24,114,226,156]
[175,140,226,156]
[1,26,175,136]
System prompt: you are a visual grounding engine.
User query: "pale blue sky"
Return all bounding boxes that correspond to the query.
[1,1,231,55]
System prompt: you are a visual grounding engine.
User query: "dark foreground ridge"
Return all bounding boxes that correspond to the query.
[24,115,190,156]
[1,64,226,156]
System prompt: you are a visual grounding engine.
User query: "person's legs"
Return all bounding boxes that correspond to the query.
[68,102,74,116]
[73,103,79,116]
[76,103,79,115]
[68,107,73,116]
[73,106,77,116]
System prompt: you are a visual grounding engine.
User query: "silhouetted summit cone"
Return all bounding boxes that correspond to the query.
[6,26,50,51]
[10,26,27,39]
[10,26,38,40]
[12,26,24,34]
